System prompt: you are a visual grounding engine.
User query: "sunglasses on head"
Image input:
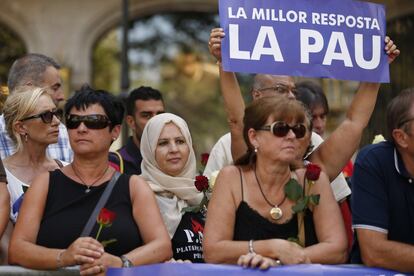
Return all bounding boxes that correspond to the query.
[65,114,111,130]
[258,121,306,138]
[21,109,62,124]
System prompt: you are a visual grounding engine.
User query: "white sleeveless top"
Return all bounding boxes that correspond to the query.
[5,160,68,223]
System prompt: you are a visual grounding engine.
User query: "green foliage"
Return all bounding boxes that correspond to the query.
[0,23,26,86]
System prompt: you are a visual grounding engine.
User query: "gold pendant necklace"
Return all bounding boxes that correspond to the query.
[254,166,287,221]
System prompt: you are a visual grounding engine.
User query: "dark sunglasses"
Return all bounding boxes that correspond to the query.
[258,121,307,138]
[65,114,111,130]
[21,109,63,124]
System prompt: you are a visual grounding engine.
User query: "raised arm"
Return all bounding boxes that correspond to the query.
[309,37,400,181]
[209,28,248,161]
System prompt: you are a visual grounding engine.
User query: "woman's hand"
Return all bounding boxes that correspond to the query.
[385,36,400,64]
[237,253,279,270]
[63,237,104,266]
[80,252,121,276]
[273,239,311,265]
[209,28,225,62]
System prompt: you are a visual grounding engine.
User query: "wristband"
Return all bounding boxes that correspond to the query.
[120,255,133,268]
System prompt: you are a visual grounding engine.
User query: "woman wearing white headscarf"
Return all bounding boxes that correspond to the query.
[141,113,204,262]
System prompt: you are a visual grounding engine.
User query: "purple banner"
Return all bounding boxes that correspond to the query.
[219,0,389,83]
[107,263,405,276]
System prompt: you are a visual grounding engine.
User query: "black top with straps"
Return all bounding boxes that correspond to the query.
[36,170,143,256]
[233,168,318,246]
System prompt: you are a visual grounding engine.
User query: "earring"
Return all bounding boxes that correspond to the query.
[112,137,116,141]
[254,147,258,153]
[24,133,28,143]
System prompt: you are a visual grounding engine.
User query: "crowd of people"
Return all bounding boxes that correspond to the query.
[0,25,411,275]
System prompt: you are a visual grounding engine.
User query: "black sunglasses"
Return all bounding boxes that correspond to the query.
[65,114,111,130]
[21,109,62,124]
[258,121,307,138]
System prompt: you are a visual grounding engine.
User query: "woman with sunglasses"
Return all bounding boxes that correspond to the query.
[3,86,65,223]
[203,96,347,269]
[140,113,204,263]
[9,85,171,274]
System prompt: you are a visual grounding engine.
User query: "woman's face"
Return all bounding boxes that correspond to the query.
[20,94,60,146]
[155,122,190,177]
[67,103,119,156]
[253,116,308,164]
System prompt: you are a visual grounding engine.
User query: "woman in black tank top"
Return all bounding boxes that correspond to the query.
[9,86,172,273]
[204,96,347,268]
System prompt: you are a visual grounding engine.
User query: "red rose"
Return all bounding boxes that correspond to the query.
[201,153,210,167]
[97,208,116,227]
[305,163,321,181]
[195,175,209,192]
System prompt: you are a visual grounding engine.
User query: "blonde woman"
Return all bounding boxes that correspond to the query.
[3,86,65,223]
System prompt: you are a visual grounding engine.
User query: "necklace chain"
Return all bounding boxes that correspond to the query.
[72,164,109,192]
[254,166,287,208]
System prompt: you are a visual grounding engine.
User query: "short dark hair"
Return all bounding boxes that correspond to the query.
[7,53,61,92]
[125,86,164,116]
[386,87,414,142]
[64,84,124,129]
[296,81,329,115]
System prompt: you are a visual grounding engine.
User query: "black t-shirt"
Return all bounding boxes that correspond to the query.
[172,211,205,263]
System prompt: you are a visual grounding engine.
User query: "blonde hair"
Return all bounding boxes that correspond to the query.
[3,86,50,151]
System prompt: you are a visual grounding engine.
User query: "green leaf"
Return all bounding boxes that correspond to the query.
[101,239,117,247]
[284,178,302,201]
[292,197,308,213]
[181,205,201,213]
[308,194,320,206]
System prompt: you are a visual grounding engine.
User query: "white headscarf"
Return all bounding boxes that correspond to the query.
[140,113,202,237]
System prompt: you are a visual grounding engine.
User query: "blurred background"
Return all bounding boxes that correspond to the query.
[0,0,413,157]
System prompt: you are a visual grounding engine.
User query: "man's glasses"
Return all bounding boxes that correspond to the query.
[257,84,297,96]
[258,121,306,139]
[21,109,62,124]
[65,114,111,130]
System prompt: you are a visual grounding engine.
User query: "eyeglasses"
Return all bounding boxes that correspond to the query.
[257,84,297,96]
[21,109,63,124]
[65,114,111,130]
[258,121,307,138]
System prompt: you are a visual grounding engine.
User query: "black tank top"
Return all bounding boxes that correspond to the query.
[36,170,143,256]
[233,168,318,246]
